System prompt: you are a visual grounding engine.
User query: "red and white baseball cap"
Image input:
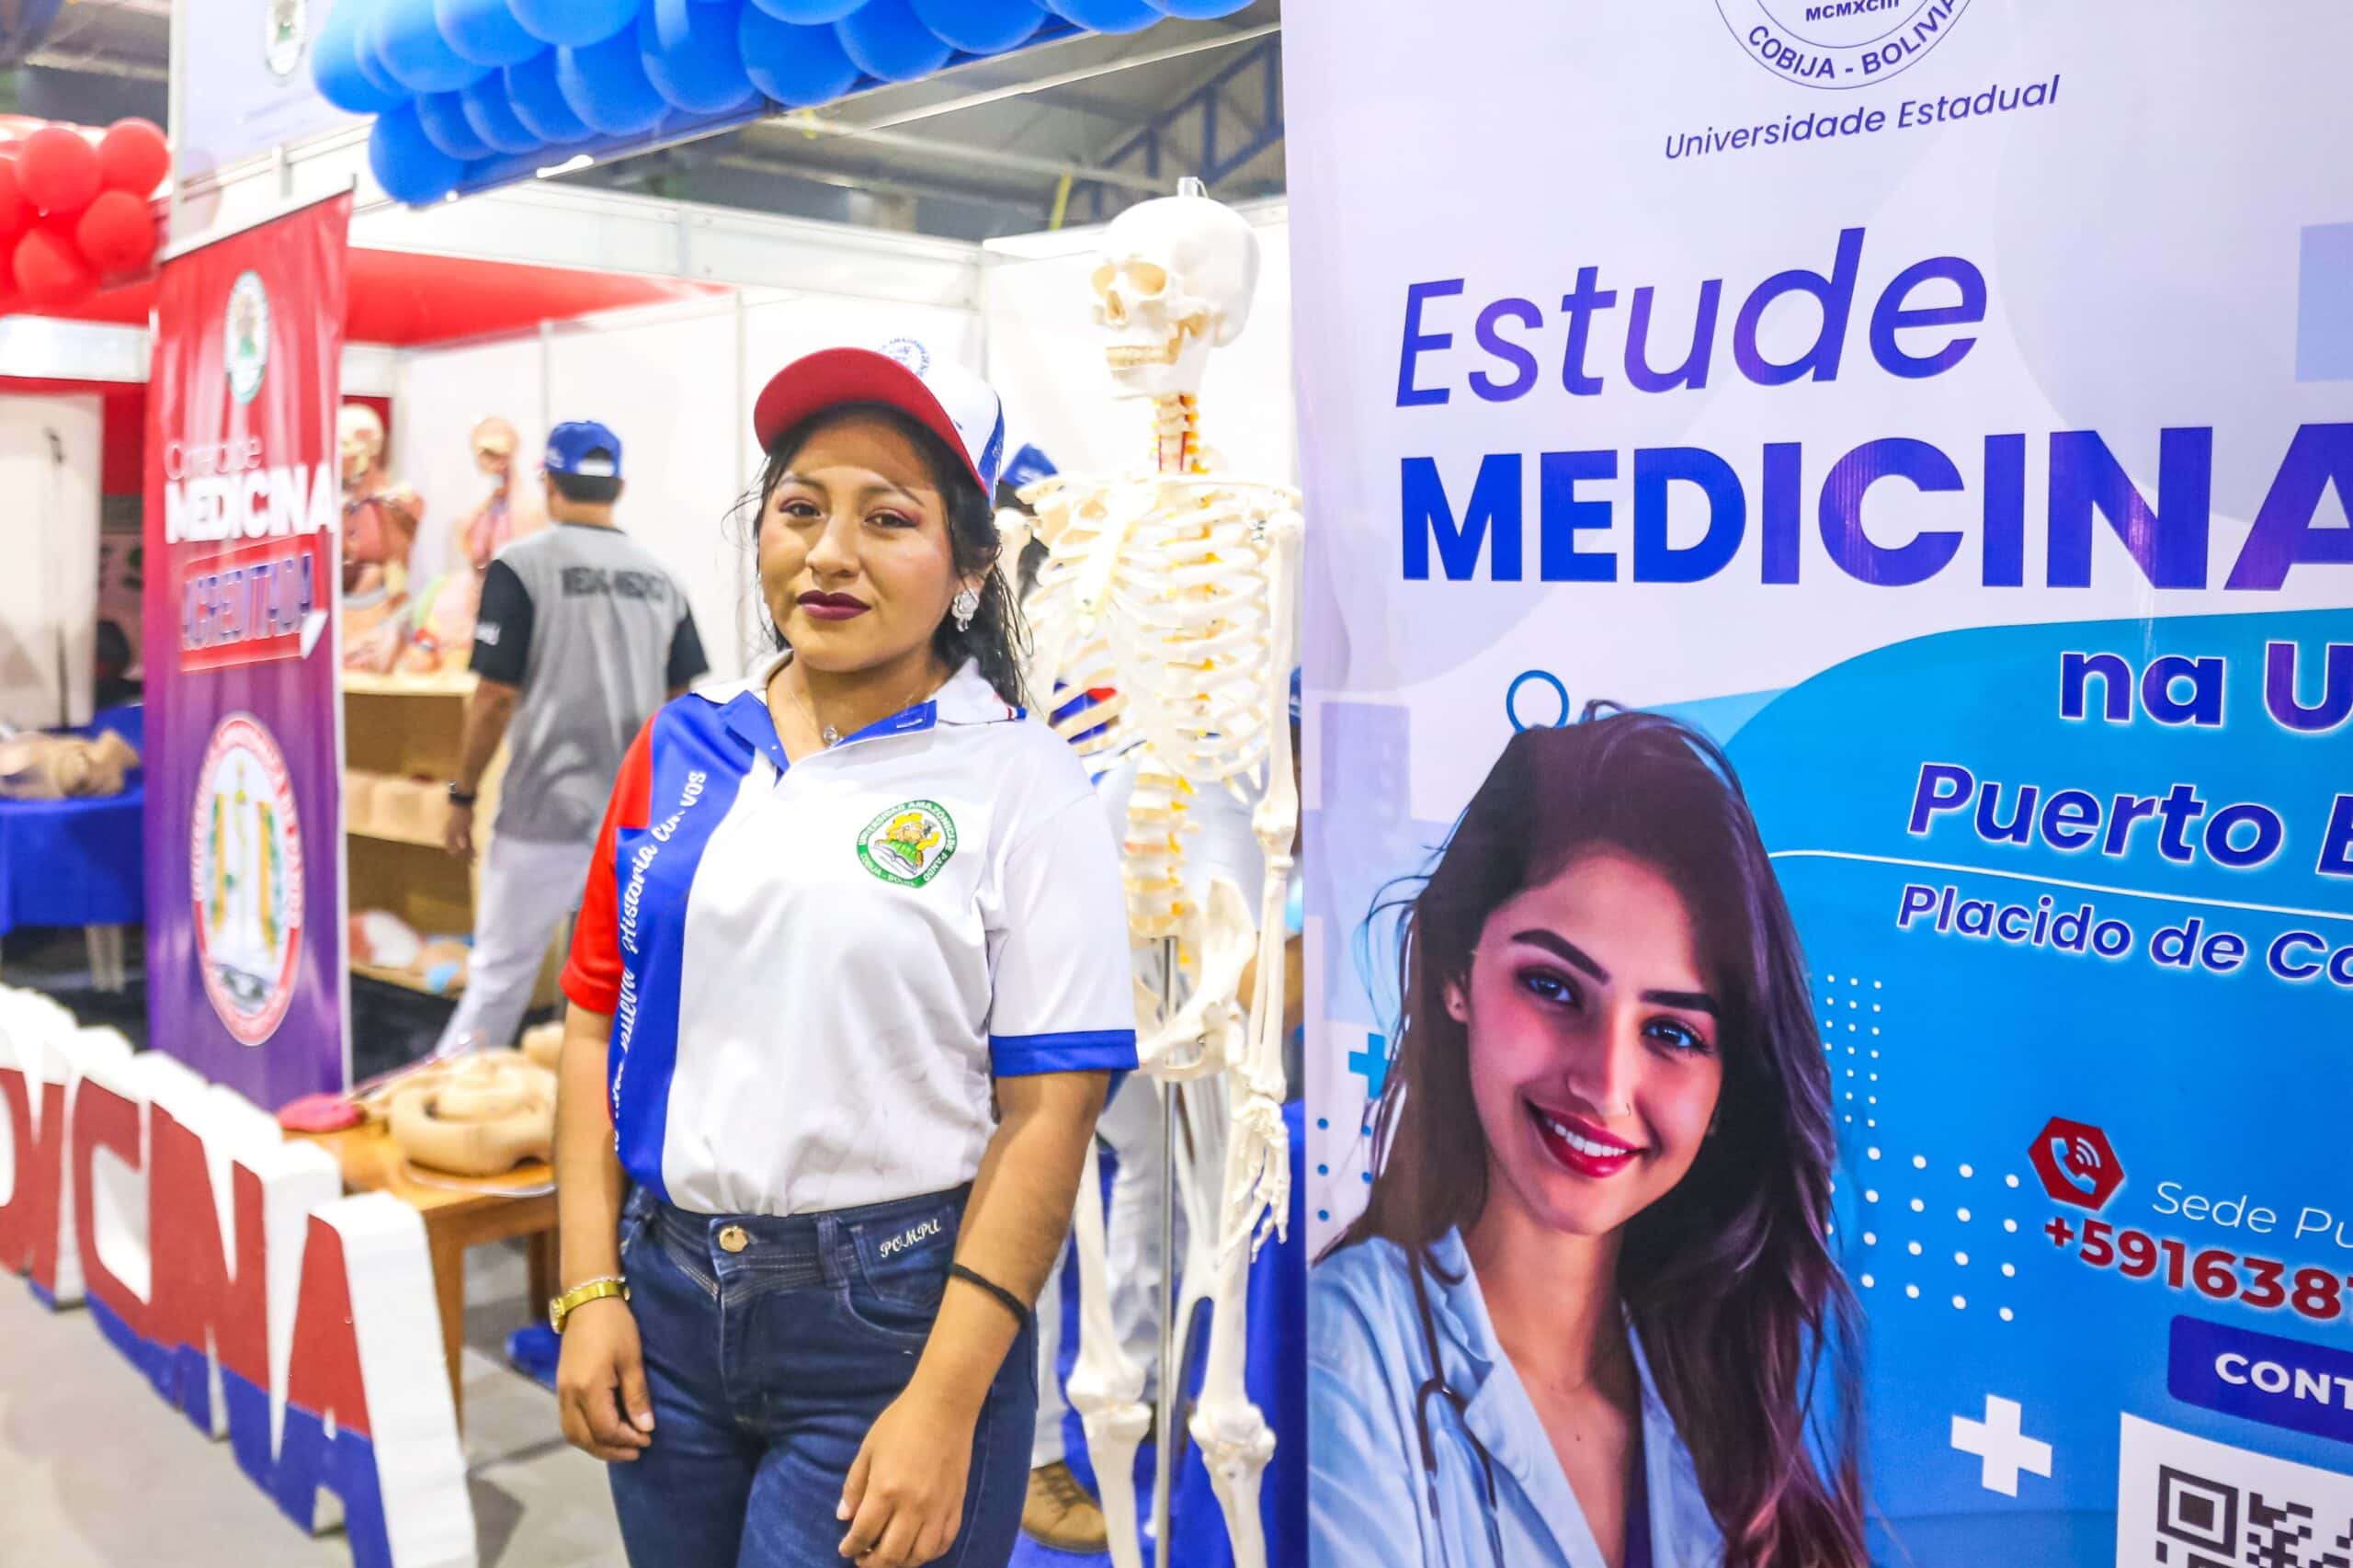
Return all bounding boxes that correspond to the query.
[753,335,1008,496]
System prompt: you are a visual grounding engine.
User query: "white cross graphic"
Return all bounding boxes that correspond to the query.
[1951,1395,2052,1496]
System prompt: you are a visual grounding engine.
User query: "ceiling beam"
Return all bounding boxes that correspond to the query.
[23,48,166,80]
[1084,33,1279,167]
[801,23,1279,139]
[710,153,1051,215]
[745,119,1172,195]
[1026,85,1167,131]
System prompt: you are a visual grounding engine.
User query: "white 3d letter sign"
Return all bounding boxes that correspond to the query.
[0,989,476,1567]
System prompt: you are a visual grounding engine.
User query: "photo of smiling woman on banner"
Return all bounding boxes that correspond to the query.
[1310,706,1864,1568]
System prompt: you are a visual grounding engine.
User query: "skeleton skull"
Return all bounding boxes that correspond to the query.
[1093,187,1261,399]
[339,403,385,483]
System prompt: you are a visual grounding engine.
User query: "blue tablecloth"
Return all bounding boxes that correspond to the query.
[0,706,145,937]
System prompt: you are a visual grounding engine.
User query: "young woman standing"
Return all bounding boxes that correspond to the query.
[548,340,1137,1568]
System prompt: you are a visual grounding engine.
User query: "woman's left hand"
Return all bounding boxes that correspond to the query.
[836,1385,974,1565]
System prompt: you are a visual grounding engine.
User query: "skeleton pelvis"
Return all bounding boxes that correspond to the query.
[1135,874,1256,1078]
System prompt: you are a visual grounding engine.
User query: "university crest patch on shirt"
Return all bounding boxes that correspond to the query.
[858,801,957,887]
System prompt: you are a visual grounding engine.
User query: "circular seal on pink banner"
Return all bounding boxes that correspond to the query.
[189,714,307,1047]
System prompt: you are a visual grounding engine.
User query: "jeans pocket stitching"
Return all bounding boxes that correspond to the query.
[644,1219,721,1301]
[834,1277,938,1347]
[862,1266,949,1311]
[864,1242,966,1317]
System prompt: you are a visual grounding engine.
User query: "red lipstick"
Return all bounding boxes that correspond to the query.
[797,591,869,622]
[1524,1098,1644,1179]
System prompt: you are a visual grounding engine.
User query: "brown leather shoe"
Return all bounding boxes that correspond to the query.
[1023,1460,1111,1553]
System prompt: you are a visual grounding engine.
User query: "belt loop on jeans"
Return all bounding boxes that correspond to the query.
[814,1213,847,1287]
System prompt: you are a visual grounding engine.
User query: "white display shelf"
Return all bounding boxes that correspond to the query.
[343,669,477,699]
[351,960,465,998]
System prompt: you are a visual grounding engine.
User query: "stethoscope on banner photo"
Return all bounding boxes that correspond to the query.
[1409,1255,1506,1568]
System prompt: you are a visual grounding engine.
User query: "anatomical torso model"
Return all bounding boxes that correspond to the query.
[1017,184,1302,1568]
[453,415,545,576]
[337,403,424,673]
[403,415,545,675]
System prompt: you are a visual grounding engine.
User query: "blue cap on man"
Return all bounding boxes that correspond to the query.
[544,420,624,480]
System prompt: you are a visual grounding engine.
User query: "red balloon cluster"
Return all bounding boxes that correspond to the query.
[0,119,168,312]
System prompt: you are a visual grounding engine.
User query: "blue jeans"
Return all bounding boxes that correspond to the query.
[608,1184,1037,1568]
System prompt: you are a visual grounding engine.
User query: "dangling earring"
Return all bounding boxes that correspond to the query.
[951,587,980,633]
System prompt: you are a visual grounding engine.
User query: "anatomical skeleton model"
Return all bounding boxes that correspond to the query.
[1016,184,1302,1568]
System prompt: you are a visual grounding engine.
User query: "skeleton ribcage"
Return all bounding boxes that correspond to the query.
[1023,474,1288,944]
[1027,478,1280,783]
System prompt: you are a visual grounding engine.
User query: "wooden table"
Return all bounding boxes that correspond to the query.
[291,1120,557,1427]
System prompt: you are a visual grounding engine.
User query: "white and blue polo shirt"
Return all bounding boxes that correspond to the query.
[563,657,1139,1218]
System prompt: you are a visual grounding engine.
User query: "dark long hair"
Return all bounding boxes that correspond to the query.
[1332,704,1865,1567]
[756,403,1029,711]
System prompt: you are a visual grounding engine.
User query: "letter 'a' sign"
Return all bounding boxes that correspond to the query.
[0,989,475,1566]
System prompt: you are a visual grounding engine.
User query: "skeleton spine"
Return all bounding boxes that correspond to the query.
[1152,392,1204,476]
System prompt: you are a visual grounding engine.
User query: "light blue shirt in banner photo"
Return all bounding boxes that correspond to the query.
[1311,1228,1723,1567]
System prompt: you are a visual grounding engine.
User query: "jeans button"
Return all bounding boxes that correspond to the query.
[718,1224,750,1254]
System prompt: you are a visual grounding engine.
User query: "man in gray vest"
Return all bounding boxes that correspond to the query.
[438,420,708,1056]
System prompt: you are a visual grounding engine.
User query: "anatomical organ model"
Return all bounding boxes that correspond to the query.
[355,1047,558,1178]
[1018,185,1302,1568]
[0,728,138,800]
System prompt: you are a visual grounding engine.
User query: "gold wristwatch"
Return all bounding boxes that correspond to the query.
[549,1276,630,1332]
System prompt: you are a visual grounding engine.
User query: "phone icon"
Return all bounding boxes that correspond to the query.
[2030,1119,2123,1211]
[2050,1135,2101,1197]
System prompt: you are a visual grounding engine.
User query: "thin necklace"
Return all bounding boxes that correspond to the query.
[778,662,938,749]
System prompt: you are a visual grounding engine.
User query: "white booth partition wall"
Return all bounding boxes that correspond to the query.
[0,392,103,729]
[550,303,758,680]
[387,290,988,686]
[983,200,1297,485]
[385,333,554,597]
[391,300,754,683]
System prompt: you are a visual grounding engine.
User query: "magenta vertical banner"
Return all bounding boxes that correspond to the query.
[144,193,353,1107]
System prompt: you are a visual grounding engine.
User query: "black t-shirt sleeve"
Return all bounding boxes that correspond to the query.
[666,607,710,691]
[469,559,534,686]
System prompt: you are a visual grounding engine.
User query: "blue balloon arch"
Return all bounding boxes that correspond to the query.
[319,0,1257,205]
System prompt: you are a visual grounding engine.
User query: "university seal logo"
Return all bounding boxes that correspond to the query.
[225,271,271,406]
[1714,0,1971,90]
[266,0,308,80]
[858,801,957,888]
[190,715,306,1046]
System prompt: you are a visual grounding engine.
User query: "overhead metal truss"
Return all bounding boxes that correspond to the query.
[1073,34,1282,222]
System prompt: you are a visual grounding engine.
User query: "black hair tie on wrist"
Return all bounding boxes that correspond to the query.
[948,1263,1032,1330]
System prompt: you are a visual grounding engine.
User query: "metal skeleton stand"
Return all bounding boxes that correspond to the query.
[1153,933,1178,1568]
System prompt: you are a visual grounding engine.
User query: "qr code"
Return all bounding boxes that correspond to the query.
[2119,1415,2353,1567]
